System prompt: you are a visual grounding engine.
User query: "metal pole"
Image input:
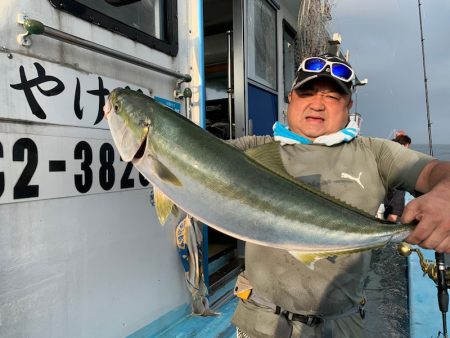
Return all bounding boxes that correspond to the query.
[226,30,234,139]
[417,0,434,156]
[21,18,191,83]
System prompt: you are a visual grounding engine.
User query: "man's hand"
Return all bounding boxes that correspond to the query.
[402,160,450,253]
[402,184,450,252]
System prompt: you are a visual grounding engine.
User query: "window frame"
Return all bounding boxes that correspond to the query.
[282,19,297,102]
[247,0,278,91]
[48,0,178,56]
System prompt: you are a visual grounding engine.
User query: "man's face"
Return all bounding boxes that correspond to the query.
[287,78,353,141]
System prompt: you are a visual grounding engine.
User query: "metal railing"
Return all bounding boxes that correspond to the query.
[17,15,191,83]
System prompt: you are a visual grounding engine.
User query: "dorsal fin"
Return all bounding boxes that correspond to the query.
[244,142,295,182]
[245,141,394,224]
[245,142,399,263]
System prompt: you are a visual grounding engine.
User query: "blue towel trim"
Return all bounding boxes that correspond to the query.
[341,129,356,137]
[273,121,359,146]
[273,122,312,144]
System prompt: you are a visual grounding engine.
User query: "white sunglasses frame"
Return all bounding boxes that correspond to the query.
[298,57,355,83]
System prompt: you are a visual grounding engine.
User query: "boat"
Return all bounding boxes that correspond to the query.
[1,0,445,337]
[0,0,311,336]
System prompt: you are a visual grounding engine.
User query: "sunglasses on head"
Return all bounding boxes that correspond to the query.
[299,57,355,83]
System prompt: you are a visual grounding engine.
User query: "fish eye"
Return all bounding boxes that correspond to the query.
[114,105,119,113]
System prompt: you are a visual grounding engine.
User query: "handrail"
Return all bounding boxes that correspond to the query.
[226,30,233,140]
[17,15,191,83]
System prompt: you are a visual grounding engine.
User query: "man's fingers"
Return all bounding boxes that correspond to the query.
[405,218,435,246]
[401,199,426,245]
[402,195,450,251]
[400,198,420,225]
[416,223,446,249]
[435,237,450,254]
[398,174,450,252]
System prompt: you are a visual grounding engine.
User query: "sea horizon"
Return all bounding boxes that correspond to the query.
[410,143,450,161]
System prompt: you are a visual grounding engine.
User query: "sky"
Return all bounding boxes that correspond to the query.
[329,0,450,145]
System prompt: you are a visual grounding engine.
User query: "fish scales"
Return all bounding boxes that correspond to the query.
[105,88,412,255]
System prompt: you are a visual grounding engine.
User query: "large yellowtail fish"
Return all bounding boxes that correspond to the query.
[104,88,413,264]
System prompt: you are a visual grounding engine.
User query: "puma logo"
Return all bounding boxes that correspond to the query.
[341,172,365,189]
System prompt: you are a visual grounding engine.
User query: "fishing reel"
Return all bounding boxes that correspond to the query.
[397,242,450,286]
[398,242,449,337]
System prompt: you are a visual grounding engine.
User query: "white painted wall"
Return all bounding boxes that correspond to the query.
[0,0,202,336]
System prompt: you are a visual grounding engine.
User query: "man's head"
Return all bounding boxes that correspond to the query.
[393,134,412,148]
[287,54,355,141]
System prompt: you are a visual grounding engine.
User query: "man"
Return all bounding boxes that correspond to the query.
[383,133,412,222]
[229,53,450,338]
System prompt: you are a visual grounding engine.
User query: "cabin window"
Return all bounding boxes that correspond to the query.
[282,20,297,102]
[247,0,277,90]
[48,0,178,56]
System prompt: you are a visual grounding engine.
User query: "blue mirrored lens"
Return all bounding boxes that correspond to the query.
[304,58,326,71]
[331,64,353,80]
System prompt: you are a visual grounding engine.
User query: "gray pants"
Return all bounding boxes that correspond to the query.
[232,299,365,338]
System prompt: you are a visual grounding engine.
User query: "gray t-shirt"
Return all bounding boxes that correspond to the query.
[229,136,433,336]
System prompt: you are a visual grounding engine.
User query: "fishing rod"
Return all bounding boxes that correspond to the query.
[417,0,434,157]
[436,252,449,338]
[416,1,448,335]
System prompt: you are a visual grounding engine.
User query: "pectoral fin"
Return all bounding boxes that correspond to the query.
[153,158,182,187]
[154,188,176,225]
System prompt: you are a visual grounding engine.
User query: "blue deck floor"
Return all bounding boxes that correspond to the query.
[128,275,238,338]
[405,192,446,338]
[408,248,445,338]
[128,297,238,338]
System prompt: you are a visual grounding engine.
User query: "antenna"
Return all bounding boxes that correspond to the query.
[296,0,333,61]
[417,0,434,156]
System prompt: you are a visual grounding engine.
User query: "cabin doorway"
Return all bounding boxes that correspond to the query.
[202,0,282,293]
[203,0,243,293]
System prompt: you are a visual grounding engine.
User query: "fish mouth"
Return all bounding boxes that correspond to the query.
[133,131,148,160]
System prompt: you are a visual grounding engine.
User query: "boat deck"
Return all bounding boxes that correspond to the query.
[128,298,237,338]
[406,192,445,337]
[128,277,238,338]
[409,249,444,337]
[127,250,446,338]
